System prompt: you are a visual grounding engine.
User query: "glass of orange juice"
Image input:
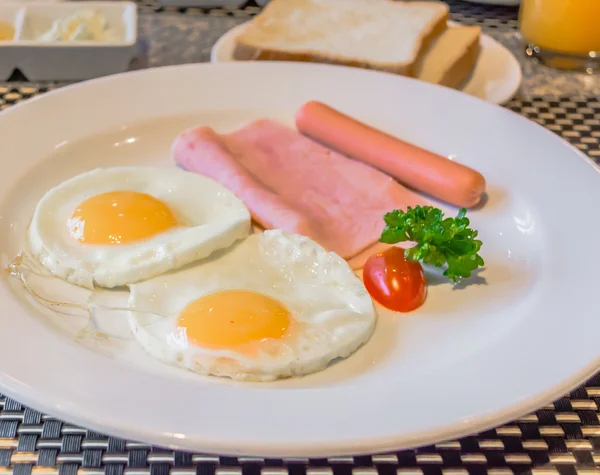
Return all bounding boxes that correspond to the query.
[519,0,600,72]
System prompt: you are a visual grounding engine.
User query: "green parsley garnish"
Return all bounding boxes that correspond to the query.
[380,205,484,282]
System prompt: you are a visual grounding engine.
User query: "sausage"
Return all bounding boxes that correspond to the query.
[295,101,486,208]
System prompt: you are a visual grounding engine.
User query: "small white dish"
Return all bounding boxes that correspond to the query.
[0,62,599,457]
[0,3,23,78]
[0,1,137,81]
[211,22,522,105]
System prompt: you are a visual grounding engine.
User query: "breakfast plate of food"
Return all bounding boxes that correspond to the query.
[0,60,598,457]
[210,0,522,105]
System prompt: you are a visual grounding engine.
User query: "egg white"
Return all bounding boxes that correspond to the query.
[28,167,251,288]
[128,230,377,381]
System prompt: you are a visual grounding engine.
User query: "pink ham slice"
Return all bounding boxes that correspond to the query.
[173,119,425,260]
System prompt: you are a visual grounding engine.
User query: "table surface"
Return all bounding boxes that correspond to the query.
[1,2,600,474]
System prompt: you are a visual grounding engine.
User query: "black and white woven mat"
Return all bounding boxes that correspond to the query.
[0,87,599,474]
[133,0,519,31]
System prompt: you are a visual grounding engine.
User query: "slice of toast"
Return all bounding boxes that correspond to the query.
[415,25,481,89]
[233,0,450,77]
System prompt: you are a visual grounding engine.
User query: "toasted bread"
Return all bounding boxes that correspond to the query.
[416,25,481,89]
[234,0,450,77]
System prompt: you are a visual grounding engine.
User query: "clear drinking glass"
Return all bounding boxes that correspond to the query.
[519,0,600,72]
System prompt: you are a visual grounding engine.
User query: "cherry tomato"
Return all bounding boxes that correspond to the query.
[363,247,426,312]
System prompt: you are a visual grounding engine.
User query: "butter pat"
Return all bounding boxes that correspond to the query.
[0,21,15,41]
[38,10,114,41]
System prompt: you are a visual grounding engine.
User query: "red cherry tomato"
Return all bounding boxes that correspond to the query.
[363,247,426,312]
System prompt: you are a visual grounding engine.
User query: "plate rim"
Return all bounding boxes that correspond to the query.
[0,61,598,457]
[2,361,599,456]
[209,22,523,105]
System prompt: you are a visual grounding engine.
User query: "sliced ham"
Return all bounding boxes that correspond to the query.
[174,127,314,238]
[173,119,426,260]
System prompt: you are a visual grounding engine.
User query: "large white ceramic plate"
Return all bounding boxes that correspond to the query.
[0,62,599,457]
[211,22,522,105]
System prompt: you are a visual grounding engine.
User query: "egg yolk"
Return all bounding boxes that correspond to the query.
[178,290,291,350]
[68,191,178,245]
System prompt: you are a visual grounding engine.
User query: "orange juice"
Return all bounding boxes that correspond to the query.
[519,0,600,56]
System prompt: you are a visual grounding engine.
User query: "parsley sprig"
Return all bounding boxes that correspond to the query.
[380,206,484,282]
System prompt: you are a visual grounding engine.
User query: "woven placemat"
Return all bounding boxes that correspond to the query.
[134,0,519,31]
[506,96,600,161]
[0,89,599,474]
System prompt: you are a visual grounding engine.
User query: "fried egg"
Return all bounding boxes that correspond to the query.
[28,167,251,288]
[128,230,376,381]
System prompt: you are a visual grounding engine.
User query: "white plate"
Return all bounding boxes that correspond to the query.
[210,22,522,105]
[0,62,599,457]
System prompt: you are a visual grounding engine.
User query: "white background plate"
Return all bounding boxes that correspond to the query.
[210,22,522,105]
[0,62,599,457]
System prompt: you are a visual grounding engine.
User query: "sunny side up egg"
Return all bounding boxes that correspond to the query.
[28,167,251,288]
[128,230,377,381]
